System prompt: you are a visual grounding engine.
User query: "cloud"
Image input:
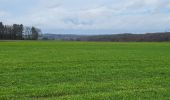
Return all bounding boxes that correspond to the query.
[0,11,11,23]
[0,11,9,16]
[0,0,170,34]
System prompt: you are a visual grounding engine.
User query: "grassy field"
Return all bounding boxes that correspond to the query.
[0,41,170,100]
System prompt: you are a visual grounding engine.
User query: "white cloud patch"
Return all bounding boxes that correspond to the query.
[0,11,8,16]
[0,11,11,24]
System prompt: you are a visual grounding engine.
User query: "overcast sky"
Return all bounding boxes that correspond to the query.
[0,0,170,34]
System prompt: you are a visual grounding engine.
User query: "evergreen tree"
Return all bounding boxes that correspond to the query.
[0,22,4,39]
[0,22,41,40]
[31,27,39,40]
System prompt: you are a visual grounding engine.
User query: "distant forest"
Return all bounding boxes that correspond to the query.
[78,32,170,42]
[43,32,170,42]
[0,22,41,40]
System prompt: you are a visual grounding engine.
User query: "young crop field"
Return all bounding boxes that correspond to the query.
[0,41,170,100]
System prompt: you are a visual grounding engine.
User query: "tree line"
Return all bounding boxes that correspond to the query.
[0,22,41,40]
[42,32,170,42]
[77,32,170,42]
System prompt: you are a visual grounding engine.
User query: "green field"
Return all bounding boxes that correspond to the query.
[0,41,170,100]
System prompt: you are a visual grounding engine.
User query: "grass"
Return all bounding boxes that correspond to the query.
[0,41,170,100]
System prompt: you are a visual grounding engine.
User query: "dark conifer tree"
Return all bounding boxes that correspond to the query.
[0,22,4,39]
[0,22,41,40]
[31,27,39,40]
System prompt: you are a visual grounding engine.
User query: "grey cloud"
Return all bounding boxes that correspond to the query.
[63,18,94,26]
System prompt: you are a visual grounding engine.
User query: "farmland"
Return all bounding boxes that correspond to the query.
[0,41,170,100]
